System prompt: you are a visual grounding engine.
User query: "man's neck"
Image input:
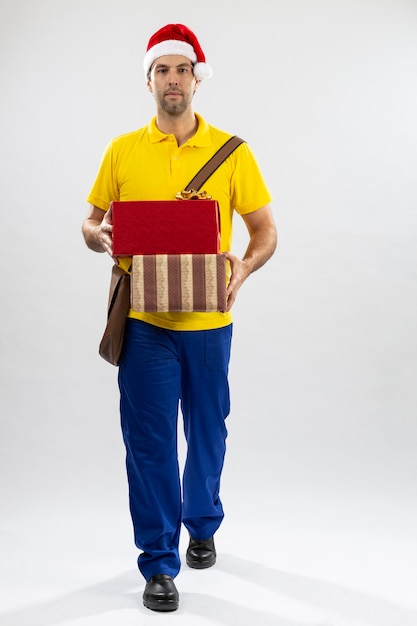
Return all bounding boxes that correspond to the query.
[155,110,198,147]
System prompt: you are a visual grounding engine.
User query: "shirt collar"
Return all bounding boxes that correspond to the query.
[148,113,211,147]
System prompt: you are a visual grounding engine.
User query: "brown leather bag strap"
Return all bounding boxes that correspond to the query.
[184,135,245,192]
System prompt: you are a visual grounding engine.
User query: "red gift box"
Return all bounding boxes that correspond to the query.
[131,254,227,312]
[112,200,220,256]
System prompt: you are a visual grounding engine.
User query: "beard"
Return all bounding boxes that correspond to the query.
[156,89,194,116]
[161,100,187,115]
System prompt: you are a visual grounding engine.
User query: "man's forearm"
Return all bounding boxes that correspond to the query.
[242,225,277,275]
[240,203,277,276]
[224,209,277,311]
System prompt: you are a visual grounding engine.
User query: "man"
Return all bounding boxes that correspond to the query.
[82,23,276,612]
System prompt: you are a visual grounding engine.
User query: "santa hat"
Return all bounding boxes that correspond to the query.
[144,23,213,81]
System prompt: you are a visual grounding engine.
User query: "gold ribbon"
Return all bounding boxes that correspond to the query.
[175,189,212,200]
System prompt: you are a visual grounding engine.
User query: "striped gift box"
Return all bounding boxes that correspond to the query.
[131,254,227,312]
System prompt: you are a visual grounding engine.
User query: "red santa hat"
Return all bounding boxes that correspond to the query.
[144,23,213,81]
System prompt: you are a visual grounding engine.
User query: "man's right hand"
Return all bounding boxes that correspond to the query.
[82,203,114,256]
[97,203,113,256]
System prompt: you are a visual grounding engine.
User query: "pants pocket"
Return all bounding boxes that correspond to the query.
[204,324,233,372]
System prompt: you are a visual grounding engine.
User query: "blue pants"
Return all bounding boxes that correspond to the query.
[118,318,232,581]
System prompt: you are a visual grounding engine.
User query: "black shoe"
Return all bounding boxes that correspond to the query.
[143,574,179,612]
[186,536,216,569]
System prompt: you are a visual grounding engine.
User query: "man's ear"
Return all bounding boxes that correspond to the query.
[147,78,153,94]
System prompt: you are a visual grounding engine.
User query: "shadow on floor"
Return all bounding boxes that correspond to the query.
[1,554,415,626]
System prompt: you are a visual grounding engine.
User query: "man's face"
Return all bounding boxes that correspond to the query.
[147,55,198,115]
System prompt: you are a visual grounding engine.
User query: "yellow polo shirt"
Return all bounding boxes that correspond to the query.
[87,113,272,331]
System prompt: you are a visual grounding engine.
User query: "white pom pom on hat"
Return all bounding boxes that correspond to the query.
[144,23,213,81]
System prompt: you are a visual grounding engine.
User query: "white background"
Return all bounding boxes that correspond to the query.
[1,0,416,624]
